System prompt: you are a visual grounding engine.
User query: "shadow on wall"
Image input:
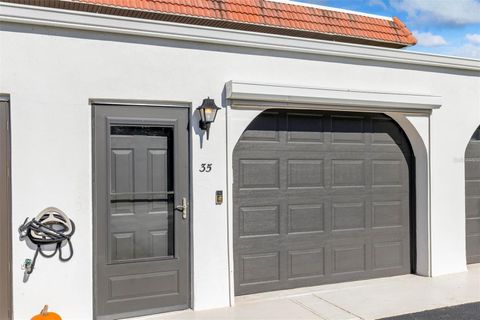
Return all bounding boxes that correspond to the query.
[193,88,227,149]
[192,106,205,149]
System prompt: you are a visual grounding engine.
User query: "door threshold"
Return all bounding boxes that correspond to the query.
[118,308,192,320]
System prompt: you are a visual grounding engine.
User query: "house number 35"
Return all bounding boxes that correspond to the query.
[199,163,212,173]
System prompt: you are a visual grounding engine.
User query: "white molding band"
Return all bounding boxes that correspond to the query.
[1,3,479,72]
[226,81,442,113]
[88,98,192,107]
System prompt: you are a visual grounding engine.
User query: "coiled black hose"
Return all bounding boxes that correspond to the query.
[19,216,75,274]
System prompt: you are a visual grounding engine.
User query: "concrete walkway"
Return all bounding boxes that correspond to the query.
[136,264,480,320]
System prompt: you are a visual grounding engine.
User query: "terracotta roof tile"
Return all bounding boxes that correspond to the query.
[8,0,417,47]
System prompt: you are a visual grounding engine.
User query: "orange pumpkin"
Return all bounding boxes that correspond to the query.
[31,305,62,320]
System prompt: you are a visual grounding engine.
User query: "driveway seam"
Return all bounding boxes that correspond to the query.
[289,297,327,320]
[312,294,366,320]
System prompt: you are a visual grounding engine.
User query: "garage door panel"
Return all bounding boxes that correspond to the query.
[371,160,404,187]
[238,159,280,190]
[287,159,325,188]
[331,243,368,275]
[239,111,281,143]
[237,144,329,153]
[466,234,480,263]
[466,140,480,158]
[371,154,409,171]
[236,234,410,269]
[372,200,405,229]
[371,174,410,193]
[235,239,282,252]
[371,189,409,201]
[466,217,480,234]
[331,201,366,232]
[239,206,280,237]
[238,232,382,250]
[372,241,407,271]
[287,113,325,144]
[287,204,325,234]
[238,252,281,285]
[253,197,410,234]
[371,186,409,194]
[331,115,367,144]
[466,197,480,218]
[331,159,366,188]
[466,181,480,197]
[465,128,480,264]
[238,142,407,155]
[234,110,412,295]
[286,186,329,196]
[466,160,480,180]
[237,185,338,198]
[288,248,326,279]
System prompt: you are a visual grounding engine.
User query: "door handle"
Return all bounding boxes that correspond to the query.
[175,197,188,219]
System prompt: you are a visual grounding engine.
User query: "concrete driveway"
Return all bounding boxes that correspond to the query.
[379,302,480,320]
[132,264,480,320]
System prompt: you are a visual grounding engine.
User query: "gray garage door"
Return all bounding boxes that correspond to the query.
[233,110,414,295]
[465,127,480,264]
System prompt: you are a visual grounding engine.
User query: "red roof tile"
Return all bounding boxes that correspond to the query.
[7,0,417,48]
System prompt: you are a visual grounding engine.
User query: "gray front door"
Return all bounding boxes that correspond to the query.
[233,110,413,295]
[94,105,190,319]
[0,101,11,320]
[465,127,480,264]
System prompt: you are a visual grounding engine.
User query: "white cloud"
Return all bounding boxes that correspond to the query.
[451,43,480,59]
[391,0,480,25]
[368,0,388,10]
[413,30,448,46]
[466,33,480,44]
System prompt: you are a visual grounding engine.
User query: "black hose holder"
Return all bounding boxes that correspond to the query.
[18,207,75,280]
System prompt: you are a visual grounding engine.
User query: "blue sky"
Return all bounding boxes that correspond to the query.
[297,0,480,59]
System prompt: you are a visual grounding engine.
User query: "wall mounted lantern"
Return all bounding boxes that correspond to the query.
[197,97,220,140]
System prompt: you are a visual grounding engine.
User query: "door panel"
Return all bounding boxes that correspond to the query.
[94,105,190,319]
[109,132,173,262]
[0,101,11,320]
[465,127,480,264]
[233,110,413,295]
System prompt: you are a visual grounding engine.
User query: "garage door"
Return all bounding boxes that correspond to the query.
[233,110,414,295]
[465,127,480,264]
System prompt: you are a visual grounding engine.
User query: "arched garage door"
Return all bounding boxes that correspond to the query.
[233,110,414,295]
[465,128,480,264]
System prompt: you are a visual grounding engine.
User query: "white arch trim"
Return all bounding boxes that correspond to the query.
[225,83,435,306]
[386,112,430,277]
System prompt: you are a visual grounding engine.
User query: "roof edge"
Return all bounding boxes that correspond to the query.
[392,16,417,46]
[269,0,394,21]
[1,3,478,71]
[3,0,415,48]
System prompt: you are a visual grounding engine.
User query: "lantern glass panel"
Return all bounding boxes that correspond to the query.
[204,107,217,123]
[199,108,207,123]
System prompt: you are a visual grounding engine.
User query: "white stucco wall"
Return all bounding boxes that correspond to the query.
[429,81,480,275]
[1,5,479,319]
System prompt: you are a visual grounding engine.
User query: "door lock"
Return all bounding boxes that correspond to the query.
[175,197,188,219]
